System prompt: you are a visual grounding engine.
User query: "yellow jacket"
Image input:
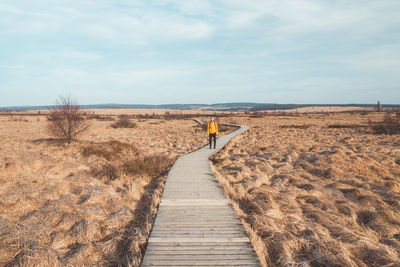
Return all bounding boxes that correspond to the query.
[207,120,218,135]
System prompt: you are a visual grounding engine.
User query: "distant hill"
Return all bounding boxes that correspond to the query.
[251,103,400,111]
[1,103,399,112]
[0,103,269,111]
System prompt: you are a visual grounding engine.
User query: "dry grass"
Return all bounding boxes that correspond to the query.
[111,115,137,129]
[0,113,209,266]
[122,155,174,178]
[370,112,400,135]
[82,140,138,161]
[87,114,116,121]
[211,112,400,266]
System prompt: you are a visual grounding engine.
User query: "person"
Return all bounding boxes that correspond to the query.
[207,117,218,149]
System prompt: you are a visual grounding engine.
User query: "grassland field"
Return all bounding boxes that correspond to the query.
[0,109,399,266]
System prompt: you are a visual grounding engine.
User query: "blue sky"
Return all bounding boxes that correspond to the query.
[1,0,399,106]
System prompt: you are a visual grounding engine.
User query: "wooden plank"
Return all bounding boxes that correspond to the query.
[150,233,246,237]
[158,206,232,210]
[153,222,242,226]
[155,212,238,217]
[152,223,242,227]
[145,246,255,251]
[144,243,254,248]
[144,252,256,256]
[145,248,256,254]
[148,240,249,243]
[151,233,245,237]
[151,228,245,233]
[154,216,239,220]
[141,263,261,267]
[141,259,260,266]
[152,229,244,233]
[157,211,237,216]
[145,248,255,253]
[143,255,258,260]
[153,228,243,232]
[156,212,237,216]
[154,219,240,224]
[157,207,235,211]
[150,234,247,238]
[155,215,239,220]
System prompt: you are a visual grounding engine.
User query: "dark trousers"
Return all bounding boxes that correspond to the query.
[209,133,216,148]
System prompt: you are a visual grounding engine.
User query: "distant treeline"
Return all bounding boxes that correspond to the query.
[1,102,399,112]
[0,102,268,111]
[250,104,400,111]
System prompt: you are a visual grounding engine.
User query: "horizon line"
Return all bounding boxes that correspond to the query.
[1,102,399,110]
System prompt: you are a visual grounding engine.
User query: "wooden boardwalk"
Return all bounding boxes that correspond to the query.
[141,125,261,266]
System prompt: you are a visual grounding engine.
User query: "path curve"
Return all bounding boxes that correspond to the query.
[141,123,261,266]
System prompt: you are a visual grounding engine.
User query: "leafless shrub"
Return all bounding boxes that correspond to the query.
[163,111,202,120]
[87,114,115,121]
[249,111,265,118]
[280,124,312,129]
[132,112,238,120]
[107,140,137,152]
[83,146,117,161]
[328,124,367,129]
[370,112,400,135]
[82,141,137,161]
[91,164,119,181]
[357,210,378,227]
[123,155,173,178]
[10,116,28,122]
[47,96,90,146]
[357,247,396,266]
[111,115,137,128]
[219,124,237,133]
[194,123,207,132]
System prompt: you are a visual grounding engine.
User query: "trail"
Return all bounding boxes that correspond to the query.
[141,123,261,266]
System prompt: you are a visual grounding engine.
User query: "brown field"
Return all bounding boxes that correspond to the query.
[211,112,400,266]
[0,111,232,266]
[1,108,399,266]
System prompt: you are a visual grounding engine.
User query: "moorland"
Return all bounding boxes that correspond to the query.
[1,108,399,266]
[212,111,400,266]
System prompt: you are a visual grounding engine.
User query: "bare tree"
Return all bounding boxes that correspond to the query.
[47,96,90,146]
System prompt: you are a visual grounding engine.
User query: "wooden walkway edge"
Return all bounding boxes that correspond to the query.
[141,123,261,266]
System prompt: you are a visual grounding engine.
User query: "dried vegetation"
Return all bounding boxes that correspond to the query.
[111,115,138,129]
[0,113,207,266]
[370,112,400,135]
[212,112,400,266]
[47,96,90,146]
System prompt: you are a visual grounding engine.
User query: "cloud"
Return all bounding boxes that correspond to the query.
[155,0,214,17]
[59,51,102,61]
[81,11,213,43]
[1,1,214,43]
[0,2,23,15]
[0,65,27,70]
[1,0,399,105]
[210,0,400,41]
[334,44,400,75]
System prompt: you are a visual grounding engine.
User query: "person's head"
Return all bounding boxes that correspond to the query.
[211,117,215,121]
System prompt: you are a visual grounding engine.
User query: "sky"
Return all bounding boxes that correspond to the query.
[1,0,400,106]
